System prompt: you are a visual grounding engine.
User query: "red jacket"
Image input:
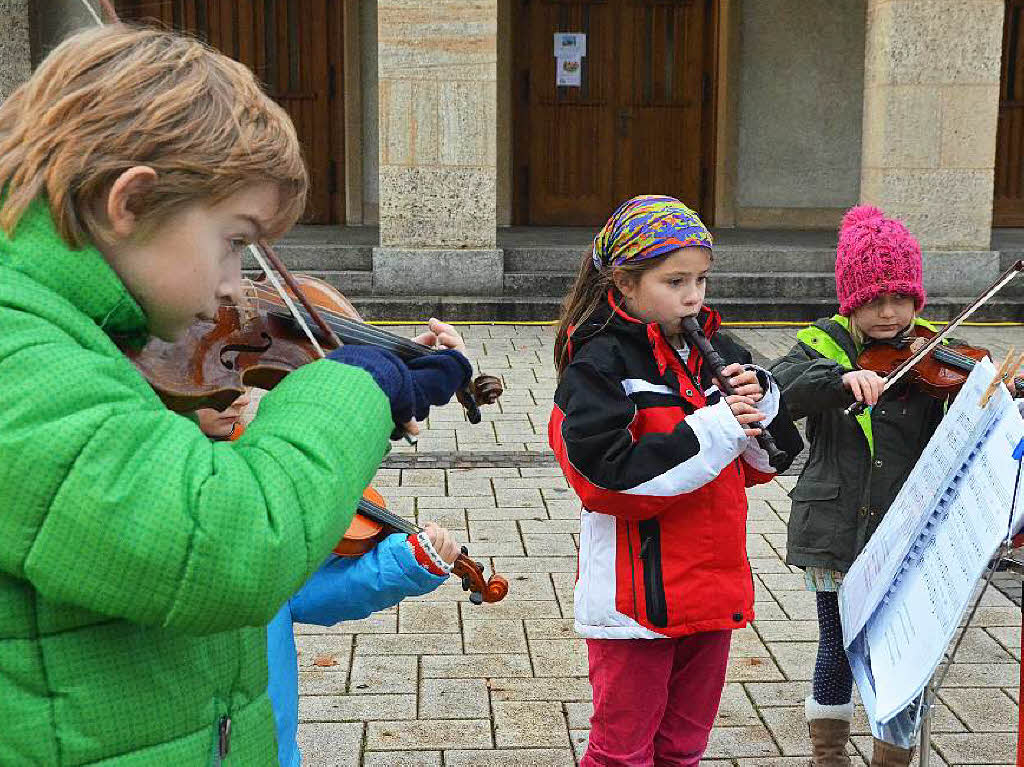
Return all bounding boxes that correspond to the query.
[549,299,802,638]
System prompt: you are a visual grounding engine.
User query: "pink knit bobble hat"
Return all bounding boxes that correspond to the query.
[835,204,926,316]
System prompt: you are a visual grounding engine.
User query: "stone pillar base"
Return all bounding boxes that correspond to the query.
[372,248,503,296]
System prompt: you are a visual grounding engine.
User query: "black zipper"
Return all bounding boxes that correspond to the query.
[212,715,231,766]
[638,519,669,627]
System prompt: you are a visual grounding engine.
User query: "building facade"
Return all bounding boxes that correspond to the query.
[4,0,1021,312]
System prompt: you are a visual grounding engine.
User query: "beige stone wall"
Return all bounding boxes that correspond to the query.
[377,0,497,248]
[861,0,1004,250]
[0,0,31,102]
[733,0,866,229]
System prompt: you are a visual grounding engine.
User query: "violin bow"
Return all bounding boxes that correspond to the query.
[78,0,118,24]
[845,259,1024,417]
[247,241,343,355]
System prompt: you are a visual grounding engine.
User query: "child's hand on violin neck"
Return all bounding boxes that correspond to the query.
[422,522,460,564]
[843,369,886,406]
[326,346,472,437]
[412,318,467,354]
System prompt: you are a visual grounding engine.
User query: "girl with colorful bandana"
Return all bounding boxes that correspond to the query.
[770,205,937,767]
[549,195,802,766]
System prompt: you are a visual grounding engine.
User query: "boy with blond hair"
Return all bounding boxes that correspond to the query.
[0,24,470,764]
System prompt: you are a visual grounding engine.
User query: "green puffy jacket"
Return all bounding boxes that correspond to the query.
[769,316,945,573]
[0,199,392,764]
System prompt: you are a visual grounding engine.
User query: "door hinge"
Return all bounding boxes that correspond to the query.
[702,73,712,104]
[328,64,337,100]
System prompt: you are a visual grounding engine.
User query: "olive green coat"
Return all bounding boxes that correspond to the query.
[770,316,944,572]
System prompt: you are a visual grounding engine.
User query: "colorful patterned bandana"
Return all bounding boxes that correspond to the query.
[592,195,713,270]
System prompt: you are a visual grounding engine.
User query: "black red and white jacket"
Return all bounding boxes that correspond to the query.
[549,298,802,639]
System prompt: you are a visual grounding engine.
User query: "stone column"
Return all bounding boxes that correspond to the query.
[373,0,500,295]
[860,0,1004,293]
[0,1,32,103]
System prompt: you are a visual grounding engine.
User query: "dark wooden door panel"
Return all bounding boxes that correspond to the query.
[515,0,714,226]
[617,0,707,208]
[522,0,616,224]
[118,0,343,224]
[996,0,1024,225]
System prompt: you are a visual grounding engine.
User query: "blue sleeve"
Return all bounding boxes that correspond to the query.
[287,533,447,626]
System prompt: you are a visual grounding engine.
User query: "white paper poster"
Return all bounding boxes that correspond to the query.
[554,33,586,58]
[556,56,583,87]
[554,33,586,88]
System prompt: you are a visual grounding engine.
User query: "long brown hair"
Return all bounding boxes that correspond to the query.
[553,249,651,378]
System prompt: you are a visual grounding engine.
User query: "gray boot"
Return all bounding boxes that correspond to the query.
[805,697,854,767]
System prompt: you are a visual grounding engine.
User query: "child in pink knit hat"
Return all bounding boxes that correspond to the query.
[768,205,937,767]
[835,205,927,318]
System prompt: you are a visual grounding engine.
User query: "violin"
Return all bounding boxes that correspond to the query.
[124,241,503,419]
[845,259,1024,417]
[855,326,1003,400]
[336,487,508,605]
[230,429,507,604]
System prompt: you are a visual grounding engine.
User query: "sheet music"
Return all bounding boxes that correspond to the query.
[867,419,1019,719]
[840,359,1024,743]
[839,363,998,641]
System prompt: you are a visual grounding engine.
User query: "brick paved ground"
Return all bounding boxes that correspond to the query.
[296,324,1023,766]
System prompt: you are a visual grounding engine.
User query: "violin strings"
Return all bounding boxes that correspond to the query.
[247,284,431,357]
[245,283,406,341]
[356,497,419,535]
[246,249,326,358]
[933,347,977,369]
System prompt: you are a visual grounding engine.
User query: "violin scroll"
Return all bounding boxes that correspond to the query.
[452,547,509,604]
[457,375,504,425]
[471,375,504,406]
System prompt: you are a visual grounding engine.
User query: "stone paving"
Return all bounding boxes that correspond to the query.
[295,324,1023,766]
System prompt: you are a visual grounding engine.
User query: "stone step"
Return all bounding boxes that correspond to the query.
[243,270,373,295]
[246,244,372,271]
[504,246,839,273]
[255,269,837,301]
[351,296,565,322]
[346,295,1024,323]
[262,243,840,274]
[502,271,837,298]
[260,242,1024,302]
[257,269,1024,321]
[998,250,1024,296]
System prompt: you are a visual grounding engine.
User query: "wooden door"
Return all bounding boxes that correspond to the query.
[117,1,344,224]
[514,0,715,226]
[996,0,1024,226]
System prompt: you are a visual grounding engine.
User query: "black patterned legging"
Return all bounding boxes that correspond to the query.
[813,591,854,705]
